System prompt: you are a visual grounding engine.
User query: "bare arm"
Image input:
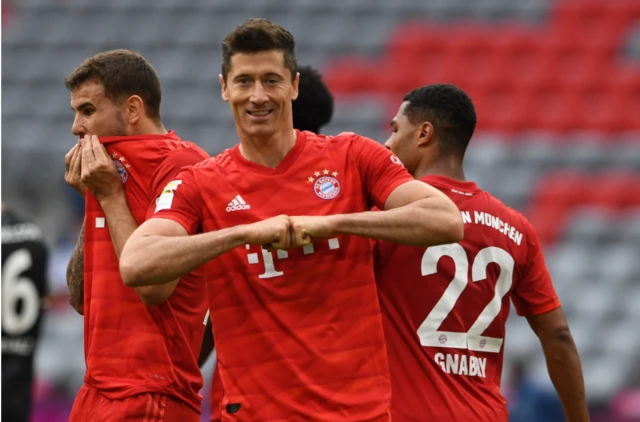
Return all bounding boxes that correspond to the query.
[81,135,178,305]
[527,307,590,422]
[66,219,85,315]
[99,194,178,306]
[299,180,463,247]
[120,215,290,287]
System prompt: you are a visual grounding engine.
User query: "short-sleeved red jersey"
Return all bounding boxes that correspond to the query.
[375,175,561,422]
[83,132,210,412]
[153,130,413,421]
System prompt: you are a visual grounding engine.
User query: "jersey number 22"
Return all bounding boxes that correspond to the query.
[418,244,514,354]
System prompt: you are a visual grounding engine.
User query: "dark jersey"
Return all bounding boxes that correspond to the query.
[2,207,49,422]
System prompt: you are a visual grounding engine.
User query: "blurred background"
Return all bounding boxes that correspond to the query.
[2,0,640,420]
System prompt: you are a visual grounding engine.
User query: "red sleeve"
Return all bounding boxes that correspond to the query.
[145,148,208,220]
[511,220,562,316]
[350,134,414,209]
[151,166,203,235]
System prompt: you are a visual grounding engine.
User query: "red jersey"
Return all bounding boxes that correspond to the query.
[375,175,561,422]
[83,132,210,412]
[153,130,413,421]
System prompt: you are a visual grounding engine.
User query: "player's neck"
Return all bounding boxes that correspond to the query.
[131,120,168,136]
[238,128,298,169]
[413,156,466,182]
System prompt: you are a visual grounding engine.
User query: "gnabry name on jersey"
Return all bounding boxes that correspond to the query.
[460,210,523,246]
[435,352,487,378]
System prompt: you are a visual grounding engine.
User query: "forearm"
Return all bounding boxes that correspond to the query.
[330,198,463,247]
[541,331,590,422]
[121,224,250,287]
[66,220,85,315]
[99,194,138,259]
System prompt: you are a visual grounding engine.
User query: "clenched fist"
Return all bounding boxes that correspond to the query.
[288,215,337,248]
[245,215,292,250]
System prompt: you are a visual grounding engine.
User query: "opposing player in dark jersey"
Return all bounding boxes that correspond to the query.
[2,203,49,422]
[199,63,336,422]
[377,83,589,421]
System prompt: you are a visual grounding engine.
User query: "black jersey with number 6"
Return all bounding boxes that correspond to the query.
[2,206,49,422]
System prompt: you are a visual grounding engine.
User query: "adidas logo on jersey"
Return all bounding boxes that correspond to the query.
[226,195,251,212]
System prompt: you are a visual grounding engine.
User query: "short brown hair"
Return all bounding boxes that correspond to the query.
[221,18,297,82]
[65,49,162,121]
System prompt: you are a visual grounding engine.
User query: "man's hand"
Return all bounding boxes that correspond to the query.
[245,215,291,250]
[288,215,337,248]
[65,142,86,197]
[80,135,124,203]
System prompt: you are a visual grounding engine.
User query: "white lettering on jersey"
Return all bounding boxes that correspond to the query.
[435,352,487,378]
[471,211,523,245]
[246,239,341,278]
[155,180,182,213]
[226,195,251,212]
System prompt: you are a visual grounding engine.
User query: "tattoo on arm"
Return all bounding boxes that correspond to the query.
[67,220,85,314]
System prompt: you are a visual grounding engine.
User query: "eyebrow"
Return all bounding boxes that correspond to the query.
[233,72,283,81]
[71,102,94,112]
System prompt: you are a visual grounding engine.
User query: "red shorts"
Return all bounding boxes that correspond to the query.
[69,385,200,422]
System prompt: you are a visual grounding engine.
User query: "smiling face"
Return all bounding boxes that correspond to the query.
[70,79,129,138]
[220,50,299,141]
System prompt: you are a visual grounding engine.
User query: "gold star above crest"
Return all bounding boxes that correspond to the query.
[323,169,329,175]
[125,164,131,169]
[111,152,118,159]
[332,171,338,177]
[314,171,320,177]
[119,156,126,162]
[307,177,314,183]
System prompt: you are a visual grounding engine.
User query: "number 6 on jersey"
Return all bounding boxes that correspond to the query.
[418,243,515,353]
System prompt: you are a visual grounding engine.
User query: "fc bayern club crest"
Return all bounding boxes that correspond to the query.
[314,176,340,200]
[114,160,129,184]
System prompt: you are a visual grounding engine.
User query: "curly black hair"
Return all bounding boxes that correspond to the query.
[403,84,477,155]
[292,65,334,133]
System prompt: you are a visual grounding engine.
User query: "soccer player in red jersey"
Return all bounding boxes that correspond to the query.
[377,84,589,422]
[63,50,210,421]
[200,63,336,422]
[120,19,464,421]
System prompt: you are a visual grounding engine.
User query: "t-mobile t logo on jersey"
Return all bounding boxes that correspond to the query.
[246,239,341,278]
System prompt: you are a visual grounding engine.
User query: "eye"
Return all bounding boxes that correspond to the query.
[83,109,95,116]
[237,78,250,86]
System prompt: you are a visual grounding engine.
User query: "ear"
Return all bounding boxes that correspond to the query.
[417,121,434,146]
[291,72,300,101]
[126,95,144,125]
[219,74,229,102]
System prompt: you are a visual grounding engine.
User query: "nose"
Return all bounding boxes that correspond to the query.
[384,138,393,150]
[250,81,269,105]
[71,115,84,137]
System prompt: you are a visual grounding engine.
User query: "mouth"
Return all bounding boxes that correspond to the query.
[246,110,273,120]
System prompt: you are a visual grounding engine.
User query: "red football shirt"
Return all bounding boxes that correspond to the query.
[375,175,561,422]
[153,130,413,421]
[83,132,210,412]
